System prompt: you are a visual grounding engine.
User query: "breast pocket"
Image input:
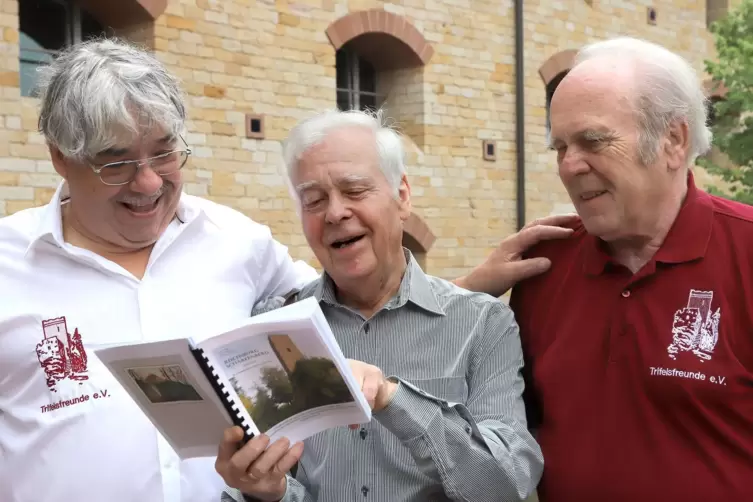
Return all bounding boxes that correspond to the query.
[404,376,469,405]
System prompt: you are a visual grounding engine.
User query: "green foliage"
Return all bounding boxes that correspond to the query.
[700,0,753,205]
[244,357,354,432]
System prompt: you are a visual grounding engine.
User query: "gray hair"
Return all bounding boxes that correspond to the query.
[572,37,712,165]
[37,37,186,162]
[282,108,406,201]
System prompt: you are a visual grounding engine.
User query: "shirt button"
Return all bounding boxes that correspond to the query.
[621,290,631,298]
[364,323,370,334]
[361,486,369,497]
[359,427,368,439]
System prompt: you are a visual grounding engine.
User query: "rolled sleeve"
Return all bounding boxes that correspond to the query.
[374,301,544,502]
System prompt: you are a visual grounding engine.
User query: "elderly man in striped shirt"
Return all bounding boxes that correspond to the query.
[217,108,544,502]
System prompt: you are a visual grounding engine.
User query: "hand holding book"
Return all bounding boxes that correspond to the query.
[345,359,398,430]
[216,427,300,502]
[216,358,399,501]
[94,297,373,459]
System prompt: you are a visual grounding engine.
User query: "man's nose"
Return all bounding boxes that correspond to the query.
[129,163,164,194]
[559,148,590,177]
[325,194,351,223]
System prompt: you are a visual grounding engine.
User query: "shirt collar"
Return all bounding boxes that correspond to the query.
[583,169,714,275]
[24,181,205,259]
[313,248,446,316]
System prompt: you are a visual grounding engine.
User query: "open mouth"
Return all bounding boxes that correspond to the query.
[581,190,607,201]
[120,195,162,214]
[331,235,365,249]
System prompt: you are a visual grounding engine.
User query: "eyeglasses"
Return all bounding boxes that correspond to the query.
[89,136,192,186]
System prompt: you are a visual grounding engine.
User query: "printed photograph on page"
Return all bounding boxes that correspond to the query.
[211,331,356,433]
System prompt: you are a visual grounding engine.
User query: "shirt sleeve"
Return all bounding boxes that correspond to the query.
[373,301,544,502]
[221,475,314,502]
[249,225,319,302]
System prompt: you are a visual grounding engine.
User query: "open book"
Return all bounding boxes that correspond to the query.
[94,297,372,459]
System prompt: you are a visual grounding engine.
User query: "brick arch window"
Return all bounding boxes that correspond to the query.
[539,49,577,135]
[326,9,434,112]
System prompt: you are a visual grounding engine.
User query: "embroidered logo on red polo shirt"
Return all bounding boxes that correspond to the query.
[35,316,89,392]
[668,290,721,362]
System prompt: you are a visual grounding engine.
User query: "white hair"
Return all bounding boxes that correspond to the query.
[37,37,187,162]
[282,108,406,203]
[572,37,712,165]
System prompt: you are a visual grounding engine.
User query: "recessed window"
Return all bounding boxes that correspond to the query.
[335,46,383,112]
[19,0,110,97]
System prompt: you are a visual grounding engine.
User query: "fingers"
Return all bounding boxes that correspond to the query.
[506,257,553,283]
[275,441,304,474]
[512,224,574,253]
[245,437,291,482]
[524,213,580,230]
[227,434,271,482]
[361,371,381,410]
[347,359,382,411]
[216,426,245,466]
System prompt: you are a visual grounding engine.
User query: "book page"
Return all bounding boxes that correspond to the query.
[199,301,371,446]
[94,339,238,458]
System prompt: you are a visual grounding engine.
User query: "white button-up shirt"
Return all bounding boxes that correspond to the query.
[0,182,318,502]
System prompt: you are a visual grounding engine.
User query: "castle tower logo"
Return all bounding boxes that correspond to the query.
[668,290,721,362]
[35,316,89,392]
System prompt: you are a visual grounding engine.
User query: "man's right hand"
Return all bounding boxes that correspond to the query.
[215,426,304,502]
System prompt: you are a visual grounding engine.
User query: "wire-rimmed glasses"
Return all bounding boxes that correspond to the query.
[89,136,192,186]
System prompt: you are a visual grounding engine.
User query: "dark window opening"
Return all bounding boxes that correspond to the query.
[335,46,383,112]
[19,0,109,97]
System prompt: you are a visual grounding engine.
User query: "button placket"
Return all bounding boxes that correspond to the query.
[609,286,634,362]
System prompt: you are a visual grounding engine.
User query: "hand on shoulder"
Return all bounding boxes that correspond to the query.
[458,213,580,297]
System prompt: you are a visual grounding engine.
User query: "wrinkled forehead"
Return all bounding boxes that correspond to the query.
[549,66,637,141]
[292,128,381,186]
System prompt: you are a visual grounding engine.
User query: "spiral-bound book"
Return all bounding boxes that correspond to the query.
[93,297,372,459]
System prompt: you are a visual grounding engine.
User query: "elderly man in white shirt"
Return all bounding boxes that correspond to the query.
[0,39,575,502]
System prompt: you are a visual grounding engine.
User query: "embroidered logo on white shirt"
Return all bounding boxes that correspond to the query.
[36,316,89,392]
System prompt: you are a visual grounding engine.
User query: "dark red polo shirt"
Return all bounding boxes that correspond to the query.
[510,171,753,502]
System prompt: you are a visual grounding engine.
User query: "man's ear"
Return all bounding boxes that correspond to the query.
[49,146,69,179]
[398,174,411,220]
[664,120,690,172]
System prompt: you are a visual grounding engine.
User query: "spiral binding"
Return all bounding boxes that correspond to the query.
[191,347,255,444]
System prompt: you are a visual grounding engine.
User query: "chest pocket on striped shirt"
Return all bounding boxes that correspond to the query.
[407,376,468,405]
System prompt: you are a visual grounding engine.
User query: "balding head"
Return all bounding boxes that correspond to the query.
[558,37,711,165]
[548,37,706,245]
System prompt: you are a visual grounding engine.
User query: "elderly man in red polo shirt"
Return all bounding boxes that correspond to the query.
[509,36,753,502]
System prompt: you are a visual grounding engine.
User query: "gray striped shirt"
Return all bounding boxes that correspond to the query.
[223,251,543,502]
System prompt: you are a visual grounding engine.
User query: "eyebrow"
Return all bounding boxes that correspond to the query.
[96,135,176,158]
[295,174,372,193]
[548,128,615,149]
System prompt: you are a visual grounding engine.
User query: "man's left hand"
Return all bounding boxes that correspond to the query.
[457,213,579,297]
[347,359,398,413]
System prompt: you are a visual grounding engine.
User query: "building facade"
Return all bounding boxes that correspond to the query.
[0,0,736,278]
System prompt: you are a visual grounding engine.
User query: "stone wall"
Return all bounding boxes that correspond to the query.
[0,0,728,278]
